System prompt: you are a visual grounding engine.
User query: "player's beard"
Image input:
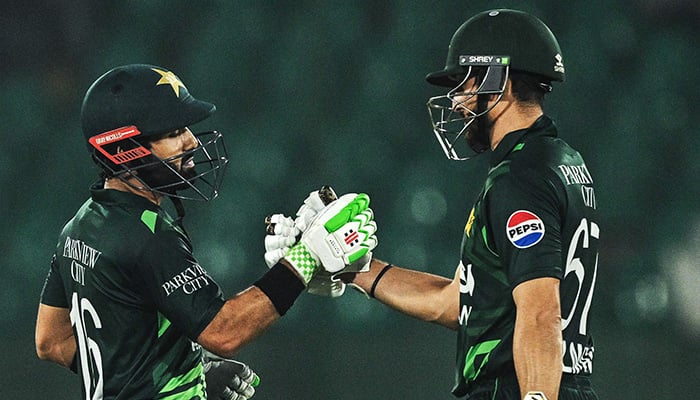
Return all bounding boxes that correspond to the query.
[465,112,493,154]
[137,155,198,194]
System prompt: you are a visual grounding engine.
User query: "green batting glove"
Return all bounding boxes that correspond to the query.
[284,193,378,284]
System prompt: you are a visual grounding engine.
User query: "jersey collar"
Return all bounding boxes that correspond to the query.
[90,181,161,212]
[489,115,557,166]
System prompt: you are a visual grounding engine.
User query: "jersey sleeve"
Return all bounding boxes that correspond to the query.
[39,254,69,308]
[138,230,226,341]
[487,163,564,289]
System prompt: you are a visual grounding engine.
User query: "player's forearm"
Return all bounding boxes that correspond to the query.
[200,261,306,357]
[351,259,458,329]
[198,286,280,358]
[512,309,562,400]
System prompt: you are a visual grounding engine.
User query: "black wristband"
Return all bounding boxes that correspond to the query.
[370,264,393,298]
[69,353,78,374]
[254,263,305,316]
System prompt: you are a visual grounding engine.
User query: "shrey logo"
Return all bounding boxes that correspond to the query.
[344,229,359,246]
[506,210,545,248]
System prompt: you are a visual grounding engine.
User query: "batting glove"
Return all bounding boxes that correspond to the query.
[263,187,335,268]
[203,352,259,400]
[295,186,348,296]
[284,193,378,284]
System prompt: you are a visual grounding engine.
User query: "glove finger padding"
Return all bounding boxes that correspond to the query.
[264,248,287,269]
[265,214,298,237]
[221,376,255,400]
[264,214,298,268]
[295,200,324,232]
[264,234,295,252]
[204,357,259,400]
[295,186,337,232]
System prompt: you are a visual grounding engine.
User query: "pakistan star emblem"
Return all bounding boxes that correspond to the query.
[151,68,186,97]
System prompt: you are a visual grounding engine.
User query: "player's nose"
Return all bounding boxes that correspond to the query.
[181,128,198,150]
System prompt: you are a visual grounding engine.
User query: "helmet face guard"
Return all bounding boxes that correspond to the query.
[89,126,229,201]
[427,57,510,160]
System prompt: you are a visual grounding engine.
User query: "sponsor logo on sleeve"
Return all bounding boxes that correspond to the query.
[506,210,545,249]
[62,236,102,286]
[161,263,211,296]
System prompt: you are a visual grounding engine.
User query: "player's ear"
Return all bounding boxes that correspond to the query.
[501,79,515,100]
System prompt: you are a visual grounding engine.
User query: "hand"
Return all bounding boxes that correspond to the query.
[263,214,298,268]
[295,185,338,231]
[263,186,336,268]
[306,254,372,297]
[203,351,260,400]
[265,186,350,296]
[295,186,349,296]
[284,193,378,283]
[264,187,374,294]
[306,270,346,297]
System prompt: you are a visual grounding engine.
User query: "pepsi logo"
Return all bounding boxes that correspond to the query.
[506,210,545,249]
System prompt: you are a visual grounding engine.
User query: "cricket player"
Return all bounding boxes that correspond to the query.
[266,9,600,400]
[35,64,377,399]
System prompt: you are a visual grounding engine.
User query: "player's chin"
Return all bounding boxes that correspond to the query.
[171,167,198,189]
[180,163,196,178]
[155,164,198,192]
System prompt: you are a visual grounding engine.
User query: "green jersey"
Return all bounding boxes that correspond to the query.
[40,186,226,399]
[453,116,598,396]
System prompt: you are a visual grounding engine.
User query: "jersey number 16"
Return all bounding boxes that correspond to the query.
[70,293,104,400]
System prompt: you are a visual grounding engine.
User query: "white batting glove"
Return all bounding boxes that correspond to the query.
[203,351,260,400]
[264,187,349,296]
[284,193,378,284]
[295,187,349,296]
[263,187,335,268]
[264,187,373,295]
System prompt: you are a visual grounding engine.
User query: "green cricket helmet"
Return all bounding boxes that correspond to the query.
[426,9,564,87]
[81,64,228,201]
[426,9,565,160]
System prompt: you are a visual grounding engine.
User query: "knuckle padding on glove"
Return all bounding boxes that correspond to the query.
[222,386,241,400]
[267,214,292,225]
[205,359,258,400]
[322,193,371,232]
[272,224,297,236]
[361,220,378,237]
[265,234,293,249]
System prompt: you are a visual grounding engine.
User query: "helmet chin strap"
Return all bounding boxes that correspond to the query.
[469,94,492,153]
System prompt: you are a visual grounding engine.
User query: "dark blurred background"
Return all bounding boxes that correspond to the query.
[2,1,699,399]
